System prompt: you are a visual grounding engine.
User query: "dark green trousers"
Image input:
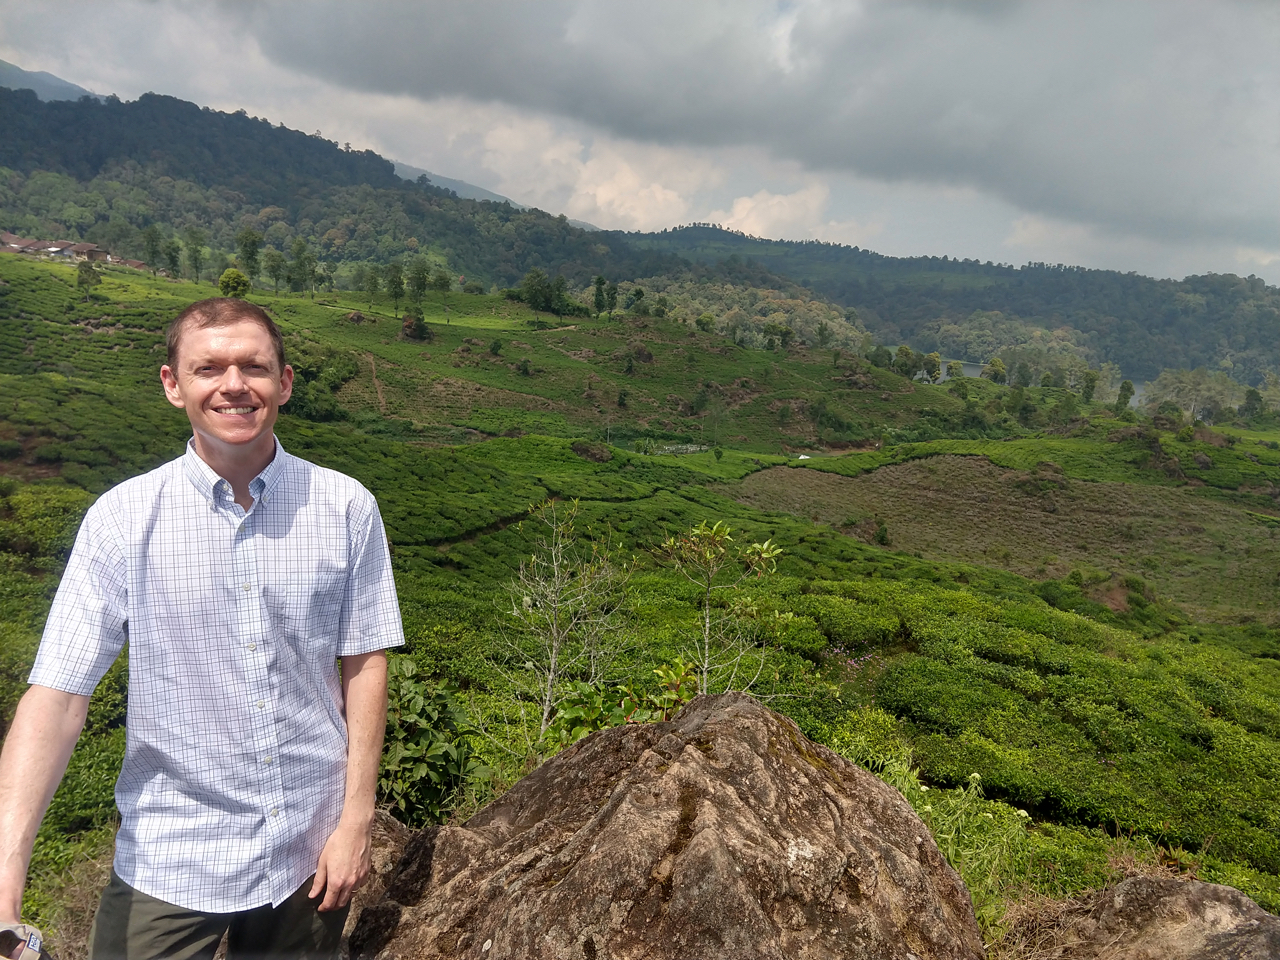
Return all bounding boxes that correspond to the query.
[88,871,349,960]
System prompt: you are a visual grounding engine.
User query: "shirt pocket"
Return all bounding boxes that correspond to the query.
[262,567,346,649]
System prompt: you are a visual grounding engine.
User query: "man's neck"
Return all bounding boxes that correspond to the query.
[191,433,276,510]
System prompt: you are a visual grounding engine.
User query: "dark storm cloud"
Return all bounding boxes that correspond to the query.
[238,1,1279,249]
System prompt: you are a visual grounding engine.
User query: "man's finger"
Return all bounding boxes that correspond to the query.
[318,874,348,912]
[309,863,327,901]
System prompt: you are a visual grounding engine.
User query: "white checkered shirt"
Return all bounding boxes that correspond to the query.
[29,438,404,912]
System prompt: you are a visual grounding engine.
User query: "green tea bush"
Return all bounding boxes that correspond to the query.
[379,655,484,826]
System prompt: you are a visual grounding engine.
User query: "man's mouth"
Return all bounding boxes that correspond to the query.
[216,406,257,415]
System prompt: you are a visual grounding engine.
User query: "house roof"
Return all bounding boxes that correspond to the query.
[69,242,99,253]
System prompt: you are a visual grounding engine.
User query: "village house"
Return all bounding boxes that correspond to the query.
[0,231,145,270]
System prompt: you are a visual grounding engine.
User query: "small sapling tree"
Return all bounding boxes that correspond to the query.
[498,500,633,737]
[658,520,782,694]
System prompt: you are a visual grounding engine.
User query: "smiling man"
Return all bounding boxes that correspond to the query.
[0,298,403,960]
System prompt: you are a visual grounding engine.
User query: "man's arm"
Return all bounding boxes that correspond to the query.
[0,686,90,923]
[310,650,387,912]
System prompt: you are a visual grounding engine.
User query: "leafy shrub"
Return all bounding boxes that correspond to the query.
[542,660,698,751]
[379,656,485,826]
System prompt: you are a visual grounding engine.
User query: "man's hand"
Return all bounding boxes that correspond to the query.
[310,649,387,913]
[309,815,372,912]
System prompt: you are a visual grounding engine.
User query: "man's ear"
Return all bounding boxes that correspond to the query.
[160,365,186,409]
[278,364,294,405]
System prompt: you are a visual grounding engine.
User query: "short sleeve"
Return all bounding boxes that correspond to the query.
[29,500,129,696]
[337,491,404,657]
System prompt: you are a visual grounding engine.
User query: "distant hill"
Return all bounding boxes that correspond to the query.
[392,161,520,205]
[393,160,600,231]
[623,225,1280,383]
[0,58,99,102]
[0,87,677,288]
[3,83,1279,380]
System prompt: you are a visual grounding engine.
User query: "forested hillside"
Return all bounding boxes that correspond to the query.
[0,87,688,289]
[6,87,1280,386]
[624,226,1280,383]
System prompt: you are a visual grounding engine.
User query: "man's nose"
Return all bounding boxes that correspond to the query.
[221,365,248,391]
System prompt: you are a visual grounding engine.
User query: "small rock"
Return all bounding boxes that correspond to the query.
[1043,876,1280,959]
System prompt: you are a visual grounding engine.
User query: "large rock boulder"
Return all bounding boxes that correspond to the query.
[1036,876,1280,959]
[350,692,983,959]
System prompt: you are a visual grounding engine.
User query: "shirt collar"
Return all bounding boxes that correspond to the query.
[182,437,287,507]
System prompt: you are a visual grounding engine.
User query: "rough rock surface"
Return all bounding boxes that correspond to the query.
[350,692,983,960]
[340,811,411,959]
[1046,876,1280,959]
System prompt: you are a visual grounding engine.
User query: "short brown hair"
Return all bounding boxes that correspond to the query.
[166,298,286,372]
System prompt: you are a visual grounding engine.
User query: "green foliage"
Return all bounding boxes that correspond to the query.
[378,655,484,826]
[218,267,250,298]
[542,659,698,751]
[74,261,99,294]
[631,224,1280,384]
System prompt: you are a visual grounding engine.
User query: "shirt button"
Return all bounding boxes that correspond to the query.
[257,700,265,709]
[242,583,252,592]
[270,808,279,817]
[264,756,273,764]
[247,642,257,651]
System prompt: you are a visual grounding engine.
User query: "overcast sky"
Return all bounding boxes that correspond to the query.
[2,1,1278,283]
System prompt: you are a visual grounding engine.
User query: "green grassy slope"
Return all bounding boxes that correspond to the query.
[2,255,1280,950]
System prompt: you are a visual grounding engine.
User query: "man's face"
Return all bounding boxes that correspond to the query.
[160,320,293,453]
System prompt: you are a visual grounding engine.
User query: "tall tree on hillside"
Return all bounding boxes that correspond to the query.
[605,281,618,319]
[364,264,382,306]
[593,275,607,315]
[262,248,286,295]
[521,269,552,313]
[162,238,183,279]
[1114,380,1135,415]
[184,226,207,283]
[429,269,452,310]
[550,274,570,315]
[141,224,162,276]
[1080,369,1100,403]
[922,352,942,382]
[384,261,405,312]
[407,257,431,305]
[893,345,919,379]
[235,228,263,288]
[76,260,101,298]
[982,357,1007,384]
[290,238,317,298]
